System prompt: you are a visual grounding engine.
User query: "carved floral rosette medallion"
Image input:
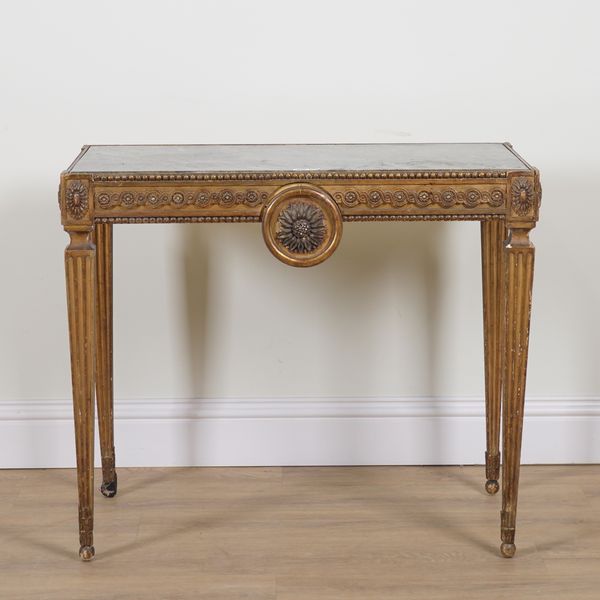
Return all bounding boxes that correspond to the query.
[510,177,535,217]
[65,181,89,221]
[262,183,342,267]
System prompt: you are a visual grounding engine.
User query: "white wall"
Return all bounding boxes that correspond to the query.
[0,0,598,467]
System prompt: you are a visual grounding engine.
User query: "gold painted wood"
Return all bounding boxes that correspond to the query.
[90,180,508,222]
[59,143,541,561]
[262,183,342,267]
[500,227,535,558]
[64,229,96,561]
[94,223,117,498]
[481,221,506,495]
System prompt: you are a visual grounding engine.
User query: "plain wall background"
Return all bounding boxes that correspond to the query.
[0,0,599,467]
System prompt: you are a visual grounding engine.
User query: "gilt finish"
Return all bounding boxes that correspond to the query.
[262,183,342,267]
[481,220,506,496]
[500,226,535,558]
[59,143,540,560]
[64,228,96,561]
[94,223,117,498]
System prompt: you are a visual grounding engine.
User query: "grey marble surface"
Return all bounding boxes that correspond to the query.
[70,143,529,173]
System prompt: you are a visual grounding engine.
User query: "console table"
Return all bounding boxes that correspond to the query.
[59,143,541,561]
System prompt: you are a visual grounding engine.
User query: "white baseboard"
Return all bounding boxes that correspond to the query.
[1,396,599,468]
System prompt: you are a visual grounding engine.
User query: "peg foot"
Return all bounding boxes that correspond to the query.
[485,479,499,495]
[100,475,117,498]
[79,545,95,561]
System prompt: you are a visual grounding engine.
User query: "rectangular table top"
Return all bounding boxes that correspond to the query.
[69,143,530,174]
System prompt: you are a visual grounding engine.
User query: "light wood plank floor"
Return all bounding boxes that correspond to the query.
[0,465,599,599]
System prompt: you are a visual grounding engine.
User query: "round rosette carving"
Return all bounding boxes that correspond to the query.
[511,178,534,216]
[65,181,89,220]
[262,183,342,267]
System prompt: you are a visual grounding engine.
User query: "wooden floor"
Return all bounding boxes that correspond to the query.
[0,465,599,599]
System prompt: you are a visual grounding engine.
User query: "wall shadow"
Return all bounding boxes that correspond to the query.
[179,224,211,466]
[312,220,448,465]
[0,183,75,466]
[178,218,454,467]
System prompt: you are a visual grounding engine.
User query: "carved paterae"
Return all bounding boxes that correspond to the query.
[277,202,326,254]
[334,187,505,210]
[95,185,505,215]
[262,183,342,267]
[66,181,89,220]
[96,188,267,210]
[511,178,535,216]
[343,214,503,222]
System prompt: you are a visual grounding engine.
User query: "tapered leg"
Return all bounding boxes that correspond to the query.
[500,227,535,558]
[65,229,96,561]
[95,223,117,498]
[481,221,506,495]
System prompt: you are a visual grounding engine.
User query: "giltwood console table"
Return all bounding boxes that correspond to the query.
[59,143,541,561]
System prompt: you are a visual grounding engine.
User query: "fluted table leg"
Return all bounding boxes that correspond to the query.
[95,223,117,498]
[65,228,96,561]
[500,226,535,558]
[481,221,506,495]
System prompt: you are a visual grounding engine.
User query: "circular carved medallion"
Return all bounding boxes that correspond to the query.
[66,181,89,220]
[511,178,534,216]
[262,183,342,267]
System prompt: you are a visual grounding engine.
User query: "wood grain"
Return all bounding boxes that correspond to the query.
[0,466,598,599]
[94,223,117,498]
[501,227,535,558]
[481,220,506,495]
[64,229,96,561]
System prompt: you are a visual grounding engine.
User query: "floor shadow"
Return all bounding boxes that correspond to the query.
[113,467,189,498]
[0,526,76,560]
[450,465,490,494]
[103,465,501,559]
[102,489,284,560]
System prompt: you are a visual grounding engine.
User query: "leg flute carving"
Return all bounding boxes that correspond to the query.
[500,228,535,558]
[95,223,117,498]
[481,221,506,495]
[65,229,96,561]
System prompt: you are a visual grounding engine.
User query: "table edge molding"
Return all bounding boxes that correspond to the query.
[84,170,517,182]
[92,214,507,224]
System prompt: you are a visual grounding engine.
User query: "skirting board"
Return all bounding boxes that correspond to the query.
[1,396,599,468]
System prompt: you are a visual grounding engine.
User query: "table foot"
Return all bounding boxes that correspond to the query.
[485,479,499,495]
[79,545,95,561]
[100,474,118,498]
[500,542,516,558]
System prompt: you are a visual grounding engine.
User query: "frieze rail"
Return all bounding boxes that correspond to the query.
[96,189,268,210]
[333,188,504,209]
[62,173,541,227]
[93,186,506,212]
